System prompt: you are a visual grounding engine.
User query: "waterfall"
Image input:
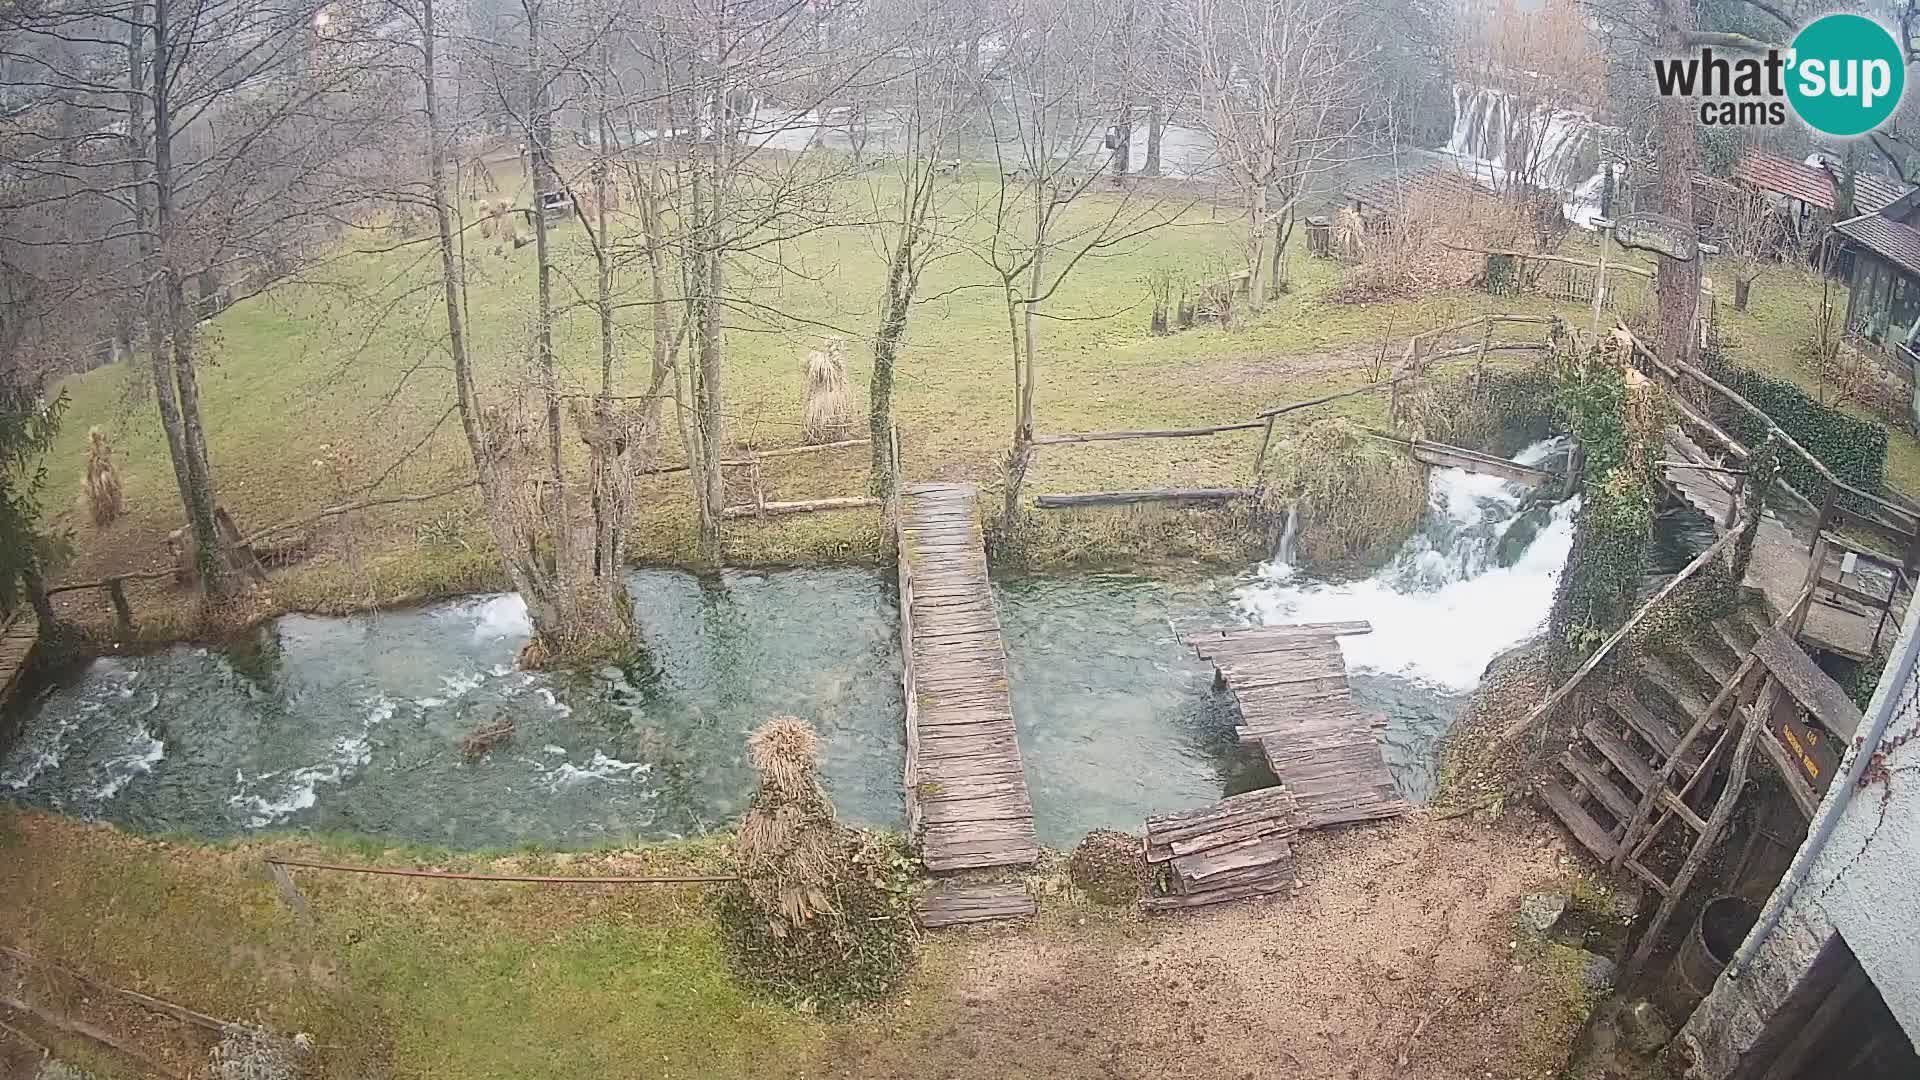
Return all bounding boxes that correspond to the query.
[1440,84,1611,229]
[1237,439,1577,691]
[1273,501,1299,565]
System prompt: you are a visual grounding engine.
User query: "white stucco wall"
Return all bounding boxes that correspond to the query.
[1798,600,1920,1044]
[1680,602,1920,1076]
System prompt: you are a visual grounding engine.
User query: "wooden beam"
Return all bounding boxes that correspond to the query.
[1495,528,1742,749]
[1029,421,1266,445]
[1031,488,1256,509]
[718,496,882,520]
[1623,709,1764,980]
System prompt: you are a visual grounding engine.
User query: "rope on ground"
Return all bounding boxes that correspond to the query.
[263,857,737,884]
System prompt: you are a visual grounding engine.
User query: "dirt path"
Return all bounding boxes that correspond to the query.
[825,810,1583,1080]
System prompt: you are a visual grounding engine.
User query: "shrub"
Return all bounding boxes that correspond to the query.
[83,427,123,527]
[1279,417,1427,575]
[801,338,858,445]
[715,716,916,1011]
[1068,828,1148,905]
[1699,346,1888,505]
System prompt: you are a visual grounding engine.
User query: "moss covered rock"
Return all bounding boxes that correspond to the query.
[1068,829,1149,906]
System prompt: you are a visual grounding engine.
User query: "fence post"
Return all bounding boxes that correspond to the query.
[1252,416,1278,478]
[1811,486,1837,554]
[104,577,133,637]
[1725,469,1748,531]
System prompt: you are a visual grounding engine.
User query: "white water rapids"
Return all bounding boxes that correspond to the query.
[1237,439,1577,692]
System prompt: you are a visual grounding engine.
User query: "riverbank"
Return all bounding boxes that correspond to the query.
[36,238,1903,649]
[0,806,1603,1079]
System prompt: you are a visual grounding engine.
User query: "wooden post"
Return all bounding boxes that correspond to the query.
[749,455,765,516]
[1252,416,1278,478]
[1475,322,1492,388]
[1811,486,1837,554]
[1623,688,1767,981]
[104,577,133,637]
[1725,467,1749,531]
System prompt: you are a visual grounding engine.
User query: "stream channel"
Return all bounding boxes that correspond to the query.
[1,439,1712,850]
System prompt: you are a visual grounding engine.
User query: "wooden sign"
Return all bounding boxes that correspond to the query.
[1771,706,1840,794]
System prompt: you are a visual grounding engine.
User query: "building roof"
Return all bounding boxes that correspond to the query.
[1729,149,1912,214]
[1345,165,1489,216]
[1833,212,1920,278]
[1734,150,1839,210]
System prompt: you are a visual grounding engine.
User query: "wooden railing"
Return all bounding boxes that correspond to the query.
[1493,527,1744,751]
[1620,326,1920,541]
[1026,313,1557,506]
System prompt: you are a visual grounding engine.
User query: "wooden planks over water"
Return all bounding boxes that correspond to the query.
[0,612,38,710]
[1143,787,1299,911]
[1186,622,1408,829]
[896,483,1040,873]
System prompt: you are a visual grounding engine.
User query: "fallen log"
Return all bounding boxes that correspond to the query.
[719,496,883,519]
[1032,488,1256,509]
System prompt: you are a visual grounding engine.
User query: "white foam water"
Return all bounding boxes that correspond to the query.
[467,594,532,641]
[541,751,651,790]
[1237,440,1575,691]
[226,696,391,827]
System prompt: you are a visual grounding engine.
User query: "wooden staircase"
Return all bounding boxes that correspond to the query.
[1539,606,1771,888]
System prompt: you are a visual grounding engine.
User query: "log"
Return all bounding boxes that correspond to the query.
[719,496,883,520]
[1029,421,1267,445]
[641,438,872,477]
[1031,488,1256,509]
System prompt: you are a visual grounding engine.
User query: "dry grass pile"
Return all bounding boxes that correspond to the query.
[800,338,858,445]
[716,715,915,1010]
[1328,188,1535,304]
[1280,417,1427,574]
[83,426,124,526]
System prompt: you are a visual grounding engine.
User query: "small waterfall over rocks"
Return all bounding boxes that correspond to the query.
[1440,84,1610,229]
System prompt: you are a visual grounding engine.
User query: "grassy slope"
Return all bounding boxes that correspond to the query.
[41,177,1603,626]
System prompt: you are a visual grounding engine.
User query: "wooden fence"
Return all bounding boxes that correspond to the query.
[1023,313,1560,508]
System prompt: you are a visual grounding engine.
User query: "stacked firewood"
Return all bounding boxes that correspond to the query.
[1142,786,1300,912]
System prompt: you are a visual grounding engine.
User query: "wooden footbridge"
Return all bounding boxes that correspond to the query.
[895,483,1041,875]
[0,612,38,712]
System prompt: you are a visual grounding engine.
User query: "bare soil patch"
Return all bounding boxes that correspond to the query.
[823,810,1584,1080]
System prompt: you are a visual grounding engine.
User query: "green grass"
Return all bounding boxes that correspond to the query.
[38,176,1920,631]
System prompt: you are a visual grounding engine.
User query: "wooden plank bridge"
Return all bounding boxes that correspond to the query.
[896,483,1040,873]
[0,612,38,711]
[1661,428,1902,660]
[1185,621,1408,829]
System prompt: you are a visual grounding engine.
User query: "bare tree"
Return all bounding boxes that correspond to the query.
[1172,0,1385,308]
[978,0,1187,526]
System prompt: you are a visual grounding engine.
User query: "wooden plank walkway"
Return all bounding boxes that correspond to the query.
[1185,622,1408,828]
[896,483,1040,873]
[1662,429,1893,660]
[0,612,38,710]
[916,882,1036,928]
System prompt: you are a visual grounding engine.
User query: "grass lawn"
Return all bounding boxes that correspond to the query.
[33,174,1918,634]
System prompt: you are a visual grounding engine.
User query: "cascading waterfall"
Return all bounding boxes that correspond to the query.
[1238,438,1577,691]
[1441,84,1611,229]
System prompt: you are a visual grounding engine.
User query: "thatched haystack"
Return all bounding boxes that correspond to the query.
[1279,417,1427,573]
[716,715,915,1009]
[84,426,124,526]
[800,337,858,445]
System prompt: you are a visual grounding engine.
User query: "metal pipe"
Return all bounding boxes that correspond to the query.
[1728,598,1920,977]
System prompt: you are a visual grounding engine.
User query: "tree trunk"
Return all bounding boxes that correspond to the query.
[149,0,227,598]
[422,0,553,636]
[1734,277,1751,312]
[1270,206,1292,297]
[526,0,571,585]
[1111,106,1131,183]
[870,248,912,497]
[125,7,194,528]
[1654,0,1701,364]
[1247,184,1269,312]
[1142,104,1164,178]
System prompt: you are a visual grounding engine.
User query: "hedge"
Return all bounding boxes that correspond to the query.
[1699,348,1888,505]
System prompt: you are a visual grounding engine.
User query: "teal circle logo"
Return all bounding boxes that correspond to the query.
[1787,14,1905,137]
